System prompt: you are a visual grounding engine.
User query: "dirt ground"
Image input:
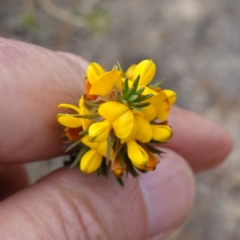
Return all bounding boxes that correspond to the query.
[1,0,240,239]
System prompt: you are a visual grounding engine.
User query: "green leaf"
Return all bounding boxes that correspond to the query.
[116,177,124,187]
[65,139,81,152]
[135,87,145,95]
[150,79,166,89]
[100,158,108,176]
[119,147,125,168]
[129,106,143,111]
[70,145,89,169]
[130,102,150,108]
[145,144,165,154]
[126,87,135,98]
[113,139,121,163]
[84,100,100,108]
[133,94,153,102]
[79,129,89,136]
[125,156,139,178]
[126,75,140,98]
[127,95,139,102]
[106,133,116,164]
[132,75,140,92]
[115,93,125,104]
[137,169,148,174]
[122,77,129,99]
[72,113,101,119]
[117,61,125,77]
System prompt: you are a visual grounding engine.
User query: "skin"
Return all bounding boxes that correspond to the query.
[0,38,233,240]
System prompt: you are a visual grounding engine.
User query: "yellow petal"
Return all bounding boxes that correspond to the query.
[125,64,137,80]
[127,81,158,96]
[142,104,157,121]
[80,149,102,173]
[97,141,114,160]
[151,125,173,142]
[81,135,99,150]
[81,136,113,159]
[88,120,111,142]
[87,62,105,85]
[120,117,138,143]
[134,114,153,143]
[115,75,123,90]
[149,89,170,121]
[79,96,92,130]
[127,147,159,170]
[133,59,156,86]
[99,101,130,123]
[58,103,80,113]
[163,90,177,106]
[142,85,159,96]
[112,110,134,139]
[57,114,82,128]
[89,70,121,96]
[126,140,148,167]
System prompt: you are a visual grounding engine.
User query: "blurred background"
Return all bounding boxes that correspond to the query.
[1,0,239,239]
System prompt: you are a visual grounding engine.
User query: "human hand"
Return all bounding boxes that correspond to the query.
[0,38,233,239]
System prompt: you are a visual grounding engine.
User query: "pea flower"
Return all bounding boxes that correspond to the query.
[57,59,177,186]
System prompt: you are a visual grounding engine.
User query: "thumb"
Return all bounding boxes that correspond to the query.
[0,149,194,240]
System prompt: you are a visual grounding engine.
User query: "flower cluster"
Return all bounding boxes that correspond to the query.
[57,59,176,185]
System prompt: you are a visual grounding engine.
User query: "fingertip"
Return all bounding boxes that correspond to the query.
[190,117,234,172]
[202,123,234,172]
[140,149,195,238]
[167,106,234,172]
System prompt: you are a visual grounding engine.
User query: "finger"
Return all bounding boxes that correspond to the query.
[0,150,194,240]
[165,106,233,172]
[0,164,28,200]
[0,38,86,162]
[0,38,233,172]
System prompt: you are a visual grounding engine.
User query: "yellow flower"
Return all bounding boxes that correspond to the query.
[127,59,158,96]
[87,62,122,96]
[57,59,176,181]
[87,62,105,83]
[142,88,177,122]
[126,140,148,168]
[126,60,177,122]
[125,64,136,79]
[80,135,114,173]
[80,149,102,173]
[143,88,170,121]
[127,145,159,171]
[81,136,113,159]
[133,59,156,86]
[98,101,134,139]
[163,89,177,106]
[88,120,111,142]
[151,125,173,142]
[121,112,152,143]
[57,96,92,129]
